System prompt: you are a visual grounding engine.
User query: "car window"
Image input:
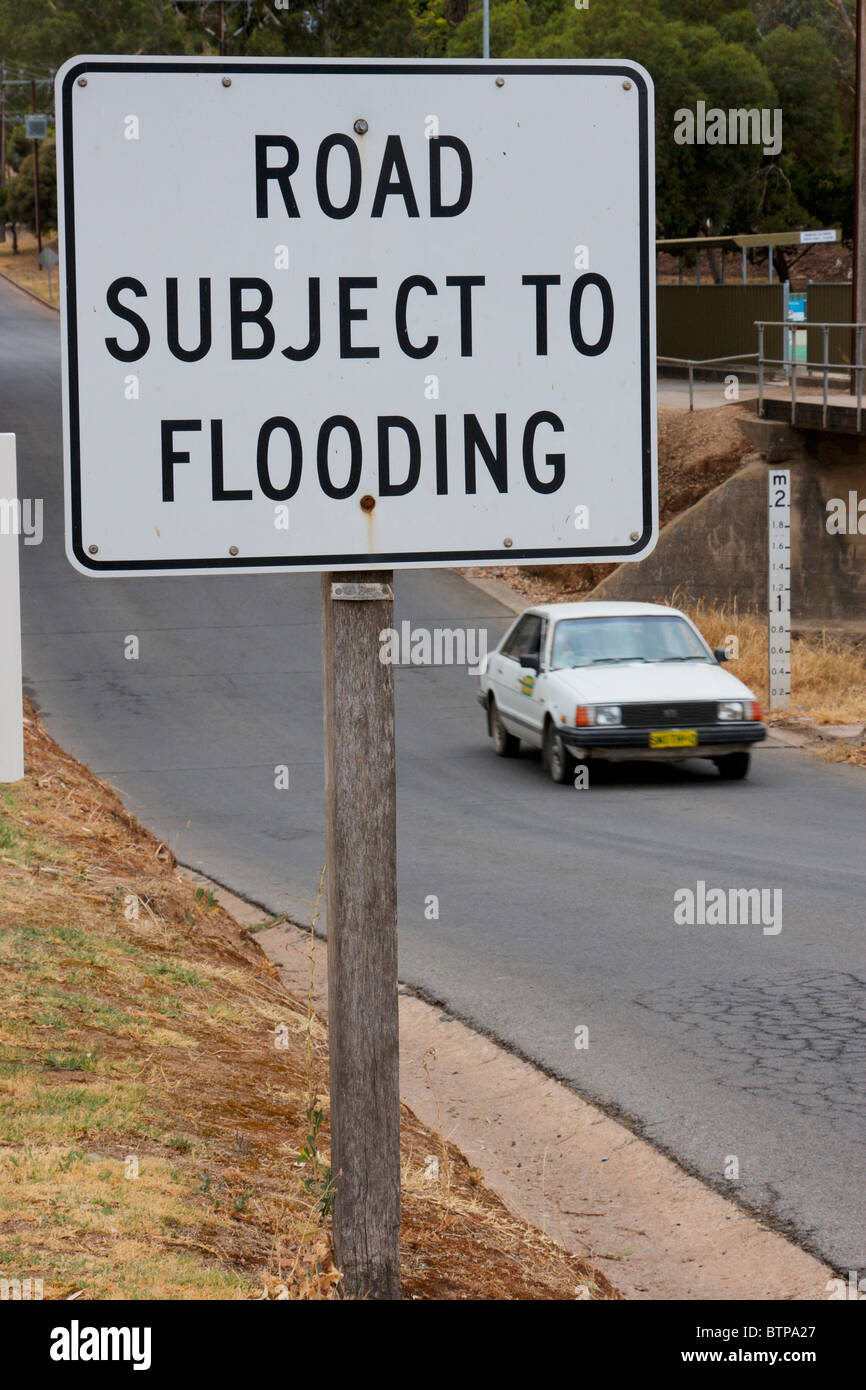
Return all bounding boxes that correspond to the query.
[550,615,711,668]
[501,614,543,660]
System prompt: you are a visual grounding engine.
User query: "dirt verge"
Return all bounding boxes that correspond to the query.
[0,701,616,1300]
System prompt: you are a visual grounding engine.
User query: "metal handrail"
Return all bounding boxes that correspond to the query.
[754,320,866,328]
[755,319,866,429]
[658,353,759,411]
[658,352,759,366]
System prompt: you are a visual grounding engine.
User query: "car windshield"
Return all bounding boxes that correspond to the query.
[550,615,711,669]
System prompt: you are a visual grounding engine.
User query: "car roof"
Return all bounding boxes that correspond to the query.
[521,601,686,621]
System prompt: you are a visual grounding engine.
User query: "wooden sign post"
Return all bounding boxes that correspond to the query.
[321,572,401,1299]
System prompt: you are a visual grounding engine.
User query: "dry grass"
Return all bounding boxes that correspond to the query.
[819,740,866,767]
[0,702,618,1301]
[678,597,866,726]
[0,232,58,307]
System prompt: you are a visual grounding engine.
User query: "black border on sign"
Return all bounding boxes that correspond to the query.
[61,59,654,573]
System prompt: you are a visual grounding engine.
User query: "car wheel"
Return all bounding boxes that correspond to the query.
[545,721,574,784]
[715,752,751,780]
[490,702,520,758]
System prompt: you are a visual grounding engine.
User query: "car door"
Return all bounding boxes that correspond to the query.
[524,616,551,746]
[517,615,549,747]
[485,615,523,712]
[496,613,545,743]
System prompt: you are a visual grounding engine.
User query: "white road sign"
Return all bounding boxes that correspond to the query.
[799,229,837,245]
[56,57,656,576]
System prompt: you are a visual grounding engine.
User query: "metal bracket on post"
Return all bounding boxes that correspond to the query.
[757,322,765,415]
[330,581,394,602]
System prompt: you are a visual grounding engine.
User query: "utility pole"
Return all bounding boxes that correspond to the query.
[219,1,227,56]
[0,60,6,243]
[852,0,865,391]
[483,0,490,59]
[30,77,41,253]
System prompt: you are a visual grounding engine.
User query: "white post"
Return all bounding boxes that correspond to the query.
[0,434,24,782]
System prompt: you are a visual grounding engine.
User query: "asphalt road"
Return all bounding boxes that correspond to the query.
[3,273,864,1274]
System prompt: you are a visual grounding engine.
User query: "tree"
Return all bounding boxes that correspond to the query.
[223,0,423,57]
[0,0,189,68]
[761,22,847,244]
[432,0,850,239]
[0,0,852,247]
[716,8,762,47]
[1,135,56,234]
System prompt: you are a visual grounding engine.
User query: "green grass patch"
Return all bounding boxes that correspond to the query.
[44,1051,98,1072]
[142,961,210,988]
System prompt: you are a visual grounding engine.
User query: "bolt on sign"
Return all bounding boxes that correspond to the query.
[56,58,656,575]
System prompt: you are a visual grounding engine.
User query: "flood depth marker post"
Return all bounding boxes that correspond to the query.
[321,572,401,1300]
[768,468,791,710]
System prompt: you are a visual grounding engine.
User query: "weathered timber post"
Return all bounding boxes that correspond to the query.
[320,570,401,1300]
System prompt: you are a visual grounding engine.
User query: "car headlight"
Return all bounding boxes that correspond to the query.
[717,701,746,721]
[592,704,623,726]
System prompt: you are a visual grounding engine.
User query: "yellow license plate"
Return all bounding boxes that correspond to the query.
[649,729,698,748]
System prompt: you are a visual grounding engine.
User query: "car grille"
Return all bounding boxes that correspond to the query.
[620,701,718,728]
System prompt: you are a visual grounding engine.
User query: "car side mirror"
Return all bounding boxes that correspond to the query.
[713,647,730,663]
[519,652,540,671]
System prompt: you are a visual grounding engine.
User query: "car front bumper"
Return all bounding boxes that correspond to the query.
[560,722,767,761]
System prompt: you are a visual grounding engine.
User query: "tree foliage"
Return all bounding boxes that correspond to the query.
[423,0,852,237]
[0,0,855,241]
[1,128,56,231]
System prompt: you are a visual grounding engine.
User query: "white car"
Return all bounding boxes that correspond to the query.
[478,601,766,782]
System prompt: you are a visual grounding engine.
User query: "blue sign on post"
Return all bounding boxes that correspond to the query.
[787,294,807,362]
